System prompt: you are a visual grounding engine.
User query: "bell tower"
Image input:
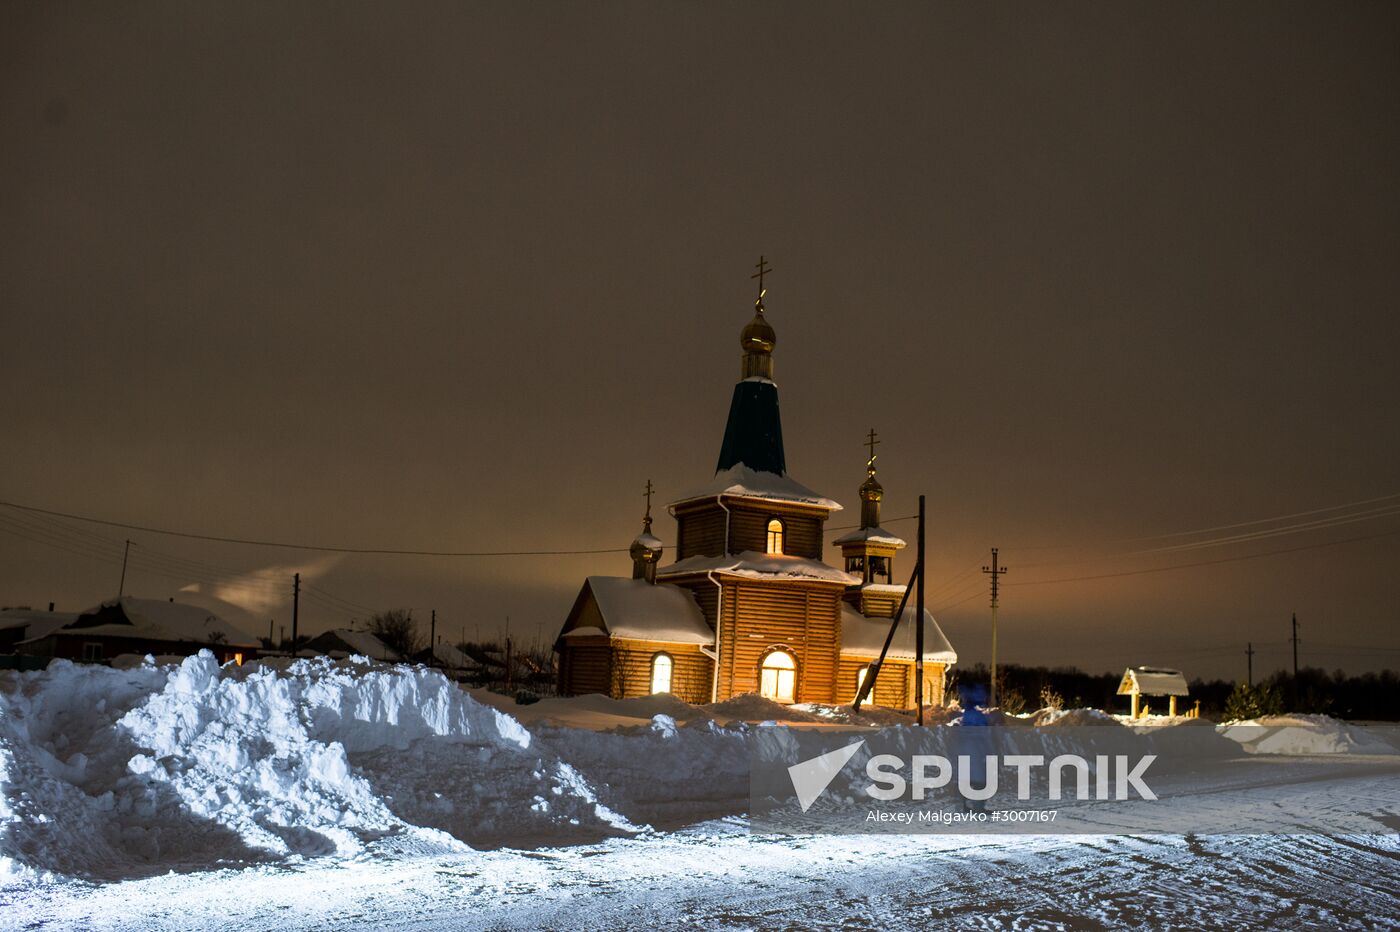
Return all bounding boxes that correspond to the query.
[834,431,907,615]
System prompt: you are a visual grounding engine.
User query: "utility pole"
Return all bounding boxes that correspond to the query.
[430,609,437,666]
[291,573,301,650]
[118,539,132,597]
[914,495,926,726]
[1290,612,1300,709]
[1291,612,1299,680]
[1246,641,1255,687]
[983,548,1007,708]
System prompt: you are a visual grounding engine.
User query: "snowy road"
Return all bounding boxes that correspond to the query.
[6,824,1400,930]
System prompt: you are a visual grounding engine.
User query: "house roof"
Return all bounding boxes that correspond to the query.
[1117,667,1189,696]
[839,604,958,664]
[0,609,77,641]
[306,628,403,662]
[658,551,859,586]
[669,464,842,512]
[413,641,478,669]
[572,576,714,645]
[39,597,258,647]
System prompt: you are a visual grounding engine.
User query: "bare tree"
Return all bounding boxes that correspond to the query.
[368,609,421,657]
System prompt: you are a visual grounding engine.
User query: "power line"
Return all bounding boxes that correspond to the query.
[1006,526,1400,587]
[0,498,630,557]
[1131,502,1400,555]
[0,505,376,616]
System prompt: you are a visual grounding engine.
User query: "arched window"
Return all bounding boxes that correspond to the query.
[759,649,797,703]
[766,518,784,555]
[650,653,674,694]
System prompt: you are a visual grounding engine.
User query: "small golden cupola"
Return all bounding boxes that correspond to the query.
[739,255,777,380]
[630,479,664,584]
[833,430,908,615]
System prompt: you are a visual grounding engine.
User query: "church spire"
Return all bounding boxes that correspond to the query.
[630,479,663,583]
[717,256,787,475]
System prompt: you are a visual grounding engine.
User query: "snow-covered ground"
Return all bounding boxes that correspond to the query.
[3,654,1398,930]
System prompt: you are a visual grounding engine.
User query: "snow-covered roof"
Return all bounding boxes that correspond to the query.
[633,531,664,551]
[415,641,478,669]
[561,625,609,639]
[658,552,859,586]
[582,577,714,645]
[1117,667,1189,696]
[831,525,907,548]
[307,628,403,662]
[839,604,957,664]
[669,465,843,511]
[0,608,77,640]
[49,597,258,647]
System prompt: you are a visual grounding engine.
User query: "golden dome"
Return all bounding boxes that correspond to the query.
[740,307,776,355]
[859,471,884,502]
[630,529,663,562]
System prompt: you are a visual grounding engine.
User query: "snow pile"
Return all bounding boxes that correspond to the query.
[0,654,640,880]
[531,714,753,829]
[1028,707,1121,727]
[1219,714,1397,755]
[704,693,824,724]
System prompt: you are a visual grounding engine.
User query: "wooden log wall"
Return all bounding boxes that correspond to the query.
[726,504,824,559]
[675,500,829,560]
[676,504,726,558]
[858,588,902,618]
[558,641,612,696]
[834,659,949,711]
[716,580,843,704]
[609,639,713,705]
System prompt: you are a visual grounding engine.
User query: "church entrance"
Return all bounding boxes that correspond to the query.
[759,650,796,703]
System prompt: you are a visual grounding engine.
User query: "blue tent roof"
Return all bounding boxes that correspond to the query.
[716,378,786,476]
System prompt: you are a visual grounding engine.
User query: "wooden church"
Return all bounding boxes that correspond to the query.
[555,264,956,709]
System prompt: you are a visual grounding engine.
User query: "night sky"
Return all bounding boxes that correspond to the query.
[3,2,1398,679]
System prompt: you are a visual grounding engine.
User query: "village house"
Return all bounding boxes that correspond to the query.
[15,596,258,666]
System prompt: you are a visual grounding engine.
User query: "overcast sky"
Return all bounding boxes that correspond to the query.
[3,2,1398,680]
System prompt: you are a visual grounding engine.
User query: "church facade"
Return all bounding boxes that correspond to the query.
[555,269,956,709]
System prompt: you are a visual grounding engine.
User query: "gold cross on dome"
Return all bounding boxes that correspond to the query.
[751,255,772,305]
[865,428,880,472]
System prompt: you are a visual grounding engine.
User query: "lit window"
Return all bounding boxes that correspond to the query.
[766,518,784,555]
[650,653,673,694]
[759,650,797,703]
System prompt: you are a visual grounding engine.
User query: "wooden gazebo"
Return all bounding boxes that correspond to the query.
[1117,666,1189,718]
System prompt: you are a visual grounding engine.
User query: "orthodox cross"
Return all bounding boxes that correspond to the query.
[642,479,655,527]
[864,428,880,472]
[751,255,772,306]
